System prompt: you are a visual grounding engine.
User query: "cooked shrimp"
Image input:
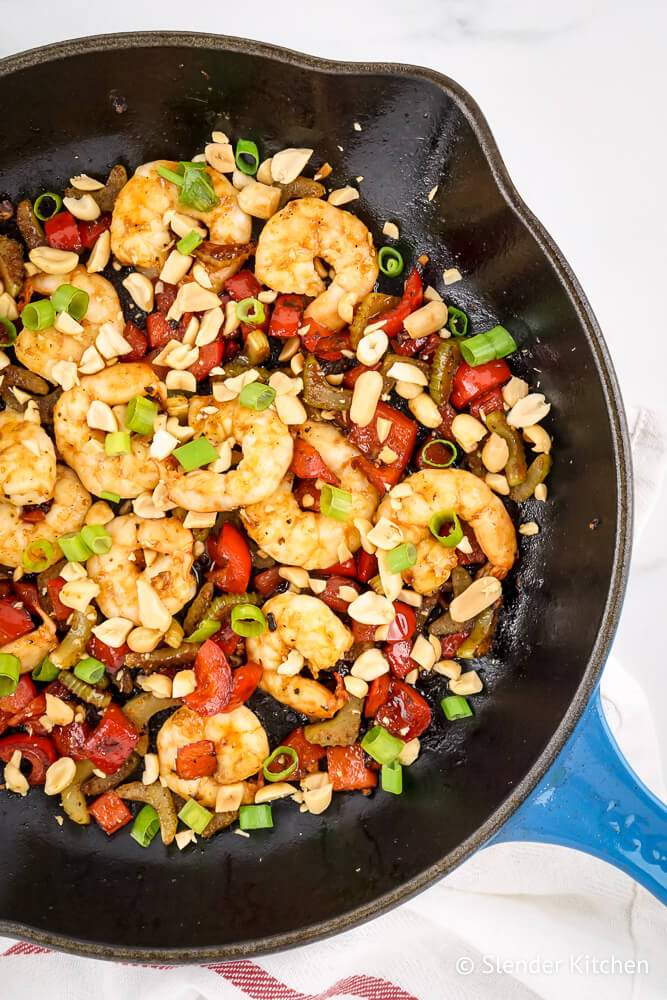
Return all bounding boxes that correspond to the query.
[15,268,123,382]
[53,362,165,498]
[0,410,56,506]
[259,670,347,720]
[87,514,196,624]
[241,421,378,569]
[247,592,353,677]
[110,160,252,274]
[1,607,57,675]
[375,469,517,594]
[254,197,378,331]
[157,705,269,807]
[165,396,293,512]
[0,465,91,568]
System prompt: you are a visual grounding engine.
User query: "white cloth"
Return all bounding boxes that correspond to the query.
[1,409,665,999]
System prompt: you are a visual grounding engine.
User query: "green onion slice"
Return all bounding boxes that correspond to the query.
[176,230,204,255]
[21,538,56,573]
[234,139,260,176]
[178,797,213,834]
[50,283,89,322]
[447,306,469,337]
[238,382,276,411]
[74,656,106,685]
[57,531,92,563]
[0,317,17,346]
[361,725,405,765]
[33,192,63,221]
[421,438,458,468]
[186,619,221,643]
[32,657,60,683]
[378,246,404,277]
[386,542,417,574]
[131,804,161,848]
[179,162,219,212]
[236,297,266,326]
[428,509,463,548]
[459,333,496,367]
[238,803,273,831]
[105,431,132,457]
[100,491,121,504]
[320,484,352,522]
[80,524,113,555]
[381,760,403,795]
[173,436,219,471]
[483,324,517,358]
[262,746,298,782]
[21,299,56,333]
[157,164,185,186]
[441,695,473,721]
[125,395,158,435]
[231,604,266,638]
[0,653,21,697]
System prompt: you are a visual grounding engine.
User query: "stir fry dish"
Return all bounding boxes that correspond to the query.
[0,135,553,848]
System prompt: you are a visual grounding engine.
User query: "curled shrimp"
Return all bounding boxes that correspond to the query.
[53,362,165,498]
[15,268,123,382]
[0,464,91,568]
[375,469,517,594]
[110,160,252,274]
[254,197,378,331]
[1,606,57,675]
[165,396,293,512]
[0,409,56,506]
[87,514,196,624]
[240,421,378,569]
[246,592,353,677]
[157,705,269,807]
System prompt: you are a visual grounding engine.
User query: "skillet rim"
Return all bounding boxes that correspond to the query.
[0,30,633,963]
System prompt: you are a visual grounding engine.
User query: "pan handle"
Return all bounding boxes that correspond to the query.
[491,686,667,904]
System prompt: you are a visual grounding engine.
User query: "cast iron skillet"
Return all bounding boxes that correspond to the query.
[0,33,631,961]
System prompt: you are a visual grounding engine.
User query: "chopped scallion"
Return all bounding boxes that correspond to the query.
[378,246,404,277]
[100,491,121,504]
[0,653,20,697]
[51,283,89,322]
[21,299,55,332]
[421,438,458,468]
[21,538,56,573]
[57,531,92,563]
[238,382,276,411]
[460,325,517,366]
[33,191,63,221]
[186,619,221,643]
[386,542,417,574]
[80,524,112,555]
[125,395,158,435]
[234,138,260,176]
[381,760,403,795]
[320,484,352,522]
[262,746,298,782]
[178,797,213,834]
[131,804,160,848]
[173,436,219,471]
[361,725,405,765]
[446,306,469,337]
[0,317,17,346]
[236,297,265,326]
[441,695,473,721]
[231,604,266,638]
[238,803,273,830]
[177,230,204,255]
[74,656,106,685]
[32,657,60,683]
[428,509,463,548]
[105,431,132,456]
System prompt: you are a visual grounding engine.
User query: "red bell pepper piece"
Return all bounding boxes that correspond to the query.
[294,479,321,511]
[364,674,391,718]
[224,269,261,301]
[146,311,176,350]
[46,577,71,624]
[269,726,324,780]
[349,401,418,493]
[78,213,111,250]
[438,632,469,657]
[0,675,37,732]
[450,359,512,409]
[317,575,360,614]
[0,733,57,784]
[289,439,340,485]
[356,550,378,584]
[375,678,431,740]
[351,620,378,644]
[184,640,233,716]
[268,294,306,338]
[225,662,263,712]
[189,340,224,381]
[0,599,33,644]
[327,745,377,791]
[385,602,417,642]
[320,557,357,578]
[44,211,82,252]
[6,690,47,736]
[83,704,139,774]
[469,385,505,419]
[176,739,217,779]
[302,320,352,361]
[456,523,486,566]
[86,635,128,673]
[122,321,148,362]
[252,567,284,598]
[207,523,252,594]
[89,790,133,835]
[155,282,177,313]
[391,330,441,359]
[12,581,41,616]
[20,507,47,524]
[210,623,242,657]
[51,720,92,761]
[385,639,419,680]
[379,267,423,336]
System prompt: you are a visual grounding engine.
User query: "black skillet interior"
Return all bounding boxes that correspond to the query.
[0,35,630,961]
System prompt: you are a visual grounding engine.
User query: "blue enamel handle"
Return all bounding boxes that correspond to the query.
[492,687,667,904]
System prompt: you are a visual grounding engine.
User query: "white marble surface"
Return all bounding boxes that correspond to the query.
[1,0,666,990]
